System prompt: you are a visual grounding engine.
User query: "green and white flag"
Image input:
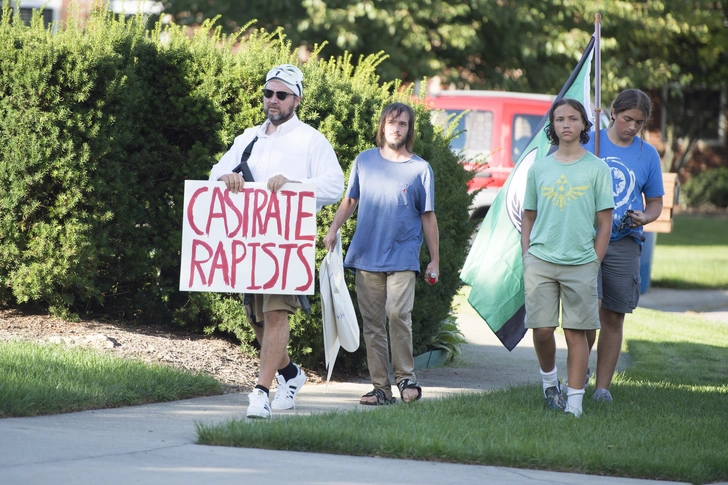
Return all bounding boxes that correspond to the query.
[460,36,597,350]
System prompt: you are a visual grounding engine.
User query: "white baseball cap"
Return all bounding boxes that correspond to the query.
[265,64,303,96]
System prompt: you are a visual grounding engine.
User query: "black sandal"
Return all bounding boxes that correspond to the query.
[397,379,422,403]
[360,388,396,406]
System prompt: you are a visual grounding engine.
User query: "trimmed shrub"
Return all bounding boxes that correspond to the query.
[0,6,473,371]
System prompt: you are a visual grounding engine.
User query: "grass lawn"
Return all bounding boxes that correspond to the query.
[651,215,728,289]
[0,340,222,417]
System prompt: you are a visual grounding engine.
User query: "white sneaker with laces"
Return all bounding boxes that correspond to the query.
[246,389,271,419]
[271,366,307,410]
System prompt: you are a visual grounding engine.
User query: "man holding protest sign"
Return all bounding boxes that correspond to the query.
[323,102,439,405]
[209,64,344,419]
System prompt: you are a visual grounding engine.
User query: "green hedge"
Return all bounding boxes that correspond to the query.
[0,7,473,371]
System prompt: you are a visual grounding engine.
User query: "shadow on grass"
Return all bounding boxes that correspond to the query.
[651,279,728,290]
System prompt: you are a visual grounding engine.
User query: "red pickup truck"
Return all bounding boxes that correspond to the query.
[428,90,555,218]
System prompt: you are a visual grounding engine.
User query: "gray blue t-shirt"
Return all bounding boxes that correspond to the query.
[343,148,435,273]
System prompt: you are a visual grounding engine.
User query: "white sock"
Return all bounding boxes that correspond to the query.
[540,367,559,396]
[566,386,585,415]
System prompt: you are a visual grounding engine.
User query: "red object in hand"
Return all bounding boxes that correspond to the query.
[428,272,437,284]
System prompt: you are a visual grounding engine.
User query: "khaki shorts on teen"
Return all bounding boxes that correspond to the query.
[523,252,601,331]
[245,294,301,326]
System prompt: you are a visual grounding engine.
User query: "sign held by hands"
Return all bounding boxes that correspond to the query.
[180,181,316,294]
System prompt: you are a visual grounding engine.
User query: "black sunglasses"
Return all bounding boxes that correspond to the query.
[263,89,296,101]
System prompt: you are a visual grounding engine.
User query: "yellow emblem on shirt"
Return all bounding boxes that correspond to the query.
[541,175,589,210]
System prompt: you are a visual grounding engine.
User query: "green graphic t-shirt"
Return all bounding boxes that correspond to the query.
[523,152,614,265]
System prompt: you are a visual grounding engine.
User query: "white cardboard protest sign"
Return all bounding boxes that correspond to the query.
[179,181,316,294]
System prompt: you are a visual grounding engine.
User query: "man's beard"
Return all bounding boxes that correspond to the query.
[386,138,406,150]
[265,106,294,125]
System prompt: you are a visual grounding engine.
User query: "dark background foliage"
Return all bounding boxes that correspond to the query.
[159,0,728,184]
[160,1,728,104]
[681,167,728,209]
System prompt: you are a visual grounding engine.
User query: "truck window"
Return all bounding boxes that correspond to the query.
[433,110,493,152]
[511,114,543,163]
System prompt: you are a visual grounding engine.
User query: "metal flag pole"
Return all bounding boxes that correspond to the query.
[594,13,602,157]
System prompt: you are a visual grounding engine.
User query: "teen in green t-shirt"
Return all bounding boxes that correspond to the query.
[521,98,614,417]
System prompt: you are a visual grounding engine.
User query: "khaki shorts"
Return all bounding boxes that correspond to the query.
[523,253,601,331]
[245,294,301,327]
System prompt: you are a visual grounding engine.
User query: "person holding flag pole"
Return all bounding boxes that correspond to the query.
[460,23,602,353]
[577,9,664,405]
[584,90,664,402]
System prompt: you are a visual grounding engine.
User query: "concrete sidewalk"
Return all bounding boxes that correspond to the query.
[638,287,728,322]
[2,287,724,485]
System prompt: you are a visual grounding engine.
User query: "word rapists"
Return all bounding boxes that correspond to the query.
[179,181,317,295]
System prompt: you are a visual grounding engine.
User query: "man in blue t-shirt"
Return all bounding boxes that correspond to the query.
[323,102,439,405]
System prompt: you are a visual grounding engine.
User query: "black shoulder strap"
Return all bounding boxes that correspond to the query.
[231,136,258,182]
[231,135,311,315]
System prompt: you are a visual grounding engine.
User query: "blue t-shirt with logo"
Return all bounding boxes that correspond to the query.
[585,130,664,243]
[343,148,435,273]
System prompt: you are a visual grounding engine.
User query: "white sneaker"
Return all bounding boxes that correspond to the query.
[246,389,271,419]
[271,366,307,410]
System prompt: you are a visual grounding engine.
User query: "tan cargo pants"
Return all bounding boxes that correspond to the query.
[355,269,417,400]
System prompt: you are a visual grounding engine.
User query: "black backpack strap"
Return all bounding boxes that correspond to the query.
[231,135,312,315]
[231,136,258,182]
